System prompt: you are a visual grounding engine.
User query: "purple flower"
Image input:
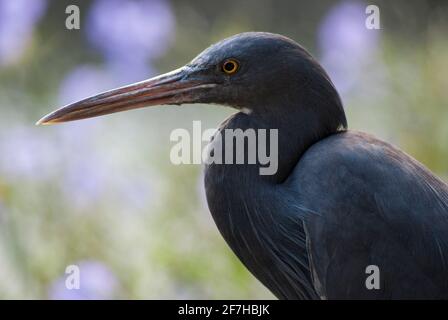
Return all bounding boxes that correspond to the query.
[319,1,379,60]
[48,104,156,210]
[318,1,381,95]
[35,104,109,208]
[0,125,57,180]
[86,0,175,62]
[49,260,118,300]
[61,153,109,209]
[106,58,156,85]
[58,65,116,105]
[0,0,47,65]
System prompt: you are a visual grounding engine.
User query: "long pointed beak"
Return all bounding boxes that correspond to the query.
[36,67,215,125]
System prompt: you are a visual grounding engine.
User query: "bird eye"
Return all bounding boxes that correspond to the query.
[222,59,239,75]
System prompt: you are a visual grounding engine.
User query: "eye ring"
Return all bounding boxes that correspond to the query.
[222,59,239,75]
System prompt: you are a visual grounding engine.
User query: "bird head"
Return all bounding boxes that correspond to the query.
[37,32,344,125]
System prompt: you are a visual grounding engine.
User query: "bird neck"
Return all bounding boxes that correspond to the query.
[204,96,346,298]
[252,96,346,183]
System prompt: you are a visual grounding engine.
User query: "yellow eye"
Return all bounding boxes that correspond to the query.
[222,59,239,74]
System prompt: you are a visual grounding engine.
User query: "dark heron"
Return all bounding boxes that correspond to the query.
[38,32,448,299]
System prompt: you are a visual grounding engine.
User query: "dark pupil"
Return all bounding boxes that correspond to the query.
[224,62,235,72]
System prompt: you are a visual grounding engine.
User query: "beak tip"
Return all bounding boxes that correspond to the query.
[36,115,56,126]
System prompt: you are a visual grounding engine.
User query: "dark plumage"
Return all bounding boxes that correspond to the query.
[38,32,448,299]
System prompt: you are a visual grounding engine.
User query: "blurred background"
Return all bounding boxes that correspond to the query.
[0,0,447,299]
